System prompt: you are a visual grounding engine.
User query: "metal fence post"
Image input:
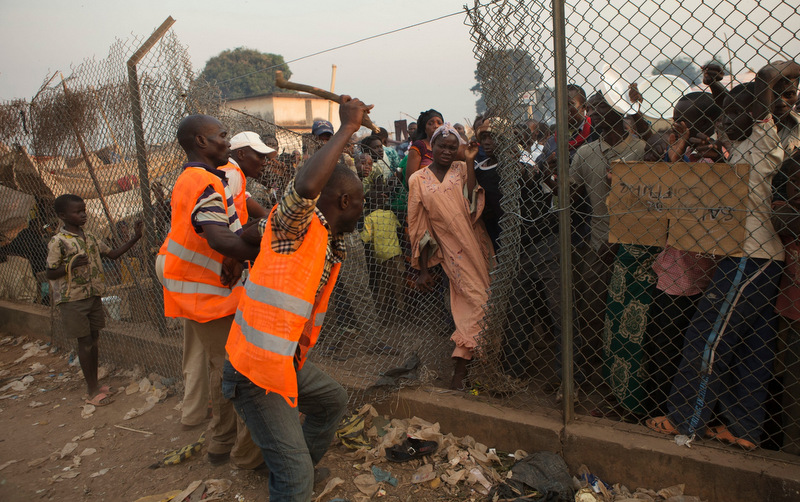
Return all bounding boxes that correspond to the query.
[126,16,175,336]
[552,0,576,423]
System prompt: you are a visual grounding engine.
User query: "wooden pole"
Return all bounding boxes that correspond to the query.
[127,16,175,338]
[60,74,119,243]
[89,85,124,159]
[328,64,337,122]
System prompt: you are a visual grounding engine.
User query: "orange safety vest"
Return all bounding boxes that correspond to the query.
[226,207,340,407]
[162,165,243,322]
[219,161,249,223]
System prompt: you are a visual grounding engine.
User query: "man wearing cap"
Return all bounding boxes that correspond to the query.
[222,131,276,222]
[312,119,335,143]
[313,119,359,175]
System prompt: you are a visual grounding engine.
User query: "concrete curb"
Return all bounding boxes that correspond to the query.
[376,388,800,502]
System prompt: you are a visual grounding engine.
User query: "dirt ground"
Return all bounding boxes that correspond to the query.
[0,332,715,502]
[0,334,492,502]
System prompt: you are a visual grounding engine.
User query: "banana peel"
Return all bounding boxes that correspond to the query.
[149,432,205,469]
[336,414,371,449]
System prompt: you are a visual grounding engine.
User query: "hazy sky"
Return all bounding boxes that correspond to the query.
[0,0,479,131]
[2,1,797,134]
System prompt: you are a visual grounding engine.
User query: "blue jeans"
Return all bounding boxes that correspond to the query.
[222,360,347,502]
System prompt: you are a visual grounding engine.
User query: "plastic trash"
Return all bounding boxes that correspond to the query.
[675,435,694,448]
[371,465,398,486]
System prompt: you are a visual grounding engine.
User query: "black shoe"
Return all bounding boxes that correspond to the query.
[314,467,331,487]
[207,451,230,466]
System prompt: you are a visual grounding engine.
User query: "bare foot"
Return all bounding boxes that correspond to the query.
[450,357,468,390]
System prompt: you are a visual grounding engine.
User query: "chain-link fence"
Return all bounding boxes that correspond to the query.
[468,0,800,458]
[2,1,800,461]
[0,23,457,409]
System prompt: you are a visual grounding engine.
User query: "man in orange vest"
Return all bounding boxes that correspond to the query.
[178,130,273,441]
[163,115,263,469]
[222,96,372,501]
[221,131,275,223]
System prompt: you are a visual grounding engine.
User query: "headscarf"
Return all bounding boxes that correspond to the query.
[430,123,466,146]
[414,109,445,141]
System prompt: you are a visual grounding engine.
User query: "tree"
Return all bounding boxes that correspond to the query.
[198,47,292,100]
[472,48,543,117]
[651,56,702,85]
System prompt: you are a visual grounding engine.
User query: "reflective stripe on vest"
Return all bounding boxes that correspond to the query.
[166,239,222,276]
[162,277,236,297]
[314,312,326,327]
[245,279,313,319]
[234,308,297,356]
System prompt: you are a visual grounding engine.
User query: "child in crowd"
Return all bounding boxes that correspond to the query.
[643,92,723,417]
[362,134,402,205]
[361,190,405,320]
[772,152,800,454]
[704,62,799,156]
[473,117,504,250]
[46,194,142,406]
[647,61,800,450]
[354,151,373,181]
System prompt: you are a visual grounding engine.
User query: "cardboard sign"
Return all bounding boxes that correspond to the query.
[607,161,750,256]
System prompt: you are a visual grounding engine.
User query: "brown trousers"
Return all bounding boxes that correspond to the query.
[183,316,262,468]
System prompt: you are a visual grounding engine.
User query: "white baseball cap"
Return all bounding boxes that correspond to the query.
[229,131,276,155]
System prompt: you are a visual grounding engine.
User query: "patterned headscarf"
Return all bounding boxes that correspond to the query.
[430,123,466,146]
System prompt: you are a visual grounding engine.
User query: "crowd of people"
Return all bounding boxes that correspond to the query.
[38,56,800,500]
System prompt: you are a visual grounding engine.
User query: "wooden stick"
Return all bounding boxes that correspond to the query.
[114,424,153,435]
[60,74,119,243]
[275,70,380,133]
[723,32,734,79]
[753,33,793,62]
[89,86,123,158]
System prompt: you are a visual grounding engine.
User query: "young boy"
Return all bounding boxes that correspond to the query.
[474,118,504,251]
[644,92,722,416]
[647,60,800,450]
[360,190,404,319]
[46,194,142,406]
[704,62,800,156]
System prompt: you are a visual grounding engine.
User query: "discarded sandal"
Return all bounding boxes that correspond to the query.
[646,416,679,435]
[706,424,757,451]
[385,437,438,462]
[85,392,114,407]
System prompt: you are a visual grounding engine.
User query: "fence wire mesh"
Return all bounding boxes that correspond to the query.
[0,26,457,412]
[469,0,800,457]
[1,0,799,461]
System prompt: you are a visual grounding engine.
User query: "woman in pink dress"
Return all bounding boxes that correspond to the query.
[408,123,494,389]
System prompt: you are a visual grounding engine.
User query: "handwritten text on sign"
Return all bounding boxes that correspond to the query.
[607,161,750,256]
